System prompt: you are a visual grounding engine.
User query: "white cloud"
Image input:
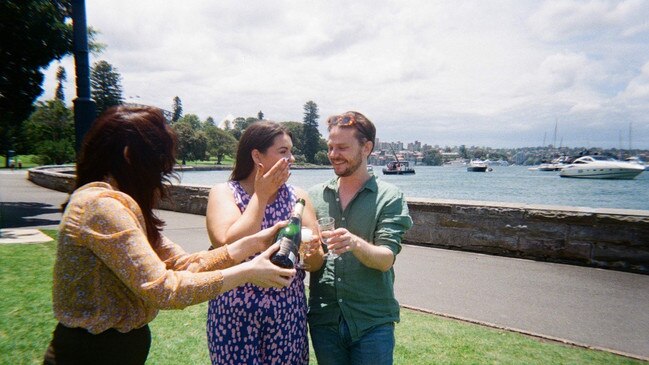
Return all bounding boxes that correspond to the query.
[617,61,649,102]
[36,0,649,149]
[528,0,649,42]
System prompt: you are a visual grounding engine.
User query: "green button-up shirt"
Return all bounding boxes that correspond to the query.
[308,175,413,341]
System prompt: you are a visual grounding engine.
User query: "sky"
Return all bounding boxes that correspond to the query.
[39,0,649,149]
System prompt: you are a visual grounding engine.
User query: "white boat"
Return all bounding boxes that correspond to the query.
[537,162,564,171]
[467,159,489,172]
[624,156,649,171]
[535,155,568,172]
[559,155,645,179]
[443,158,467,167]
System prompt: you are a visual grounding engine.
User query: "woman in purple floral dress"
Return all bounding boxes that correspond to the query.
[206,121,323,365]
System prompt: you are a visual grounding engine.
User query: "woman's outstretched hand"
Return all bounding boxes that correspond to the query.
[247,243,295,288]
[225,221,289,264]
[252,220,288,251]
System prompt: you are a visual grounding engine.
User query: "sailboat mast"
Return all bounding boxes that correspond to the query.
[553,119,558,149]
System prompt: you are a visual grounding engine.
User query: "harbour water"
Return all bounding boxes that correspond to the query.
[176,165,649,211]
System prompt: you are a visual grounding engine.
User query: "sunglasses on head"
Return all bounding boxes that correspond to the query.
[328,114,357,127]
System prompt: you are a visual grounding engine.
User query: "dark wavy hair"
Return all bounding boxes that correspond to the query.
[230,121,292,181]
[73,105,177,247]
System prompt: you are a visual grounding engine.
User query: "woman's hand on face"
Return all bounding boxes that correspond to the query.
[254,158,290,202]
[247,243,295,288]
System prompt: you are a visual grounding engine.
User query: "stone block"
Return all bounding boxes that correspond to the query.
[525,210,596,225]
[592,244,649,266]
[569,224,648,246]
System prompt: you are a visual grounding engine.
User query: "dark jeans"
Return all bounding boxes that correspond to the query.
[43,323,151,365]
[310,318,395,365]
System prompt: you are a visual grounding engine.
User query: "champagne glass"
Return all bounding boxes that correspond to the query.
[296,228,314,269]
[317,216,337,260]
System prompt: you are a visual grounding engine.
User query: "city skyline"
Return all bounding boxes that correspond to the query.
[39,1,649,149]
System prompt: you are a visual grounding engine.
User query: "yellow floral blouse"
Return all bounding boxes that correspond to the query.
[53,182,234,334]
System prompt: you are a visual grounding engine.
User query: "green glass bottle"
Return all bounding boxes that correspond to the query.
[270,198,305,268]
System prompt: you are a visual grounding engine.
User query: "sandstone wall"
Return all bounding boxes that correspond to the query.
[405,199,649,273]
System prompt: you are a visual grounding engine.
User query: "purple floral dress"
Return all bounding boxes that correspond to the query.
[207,181,308,365]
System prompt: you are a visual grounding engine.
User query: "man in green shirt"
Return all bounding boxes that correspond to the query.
[308,111,413,365]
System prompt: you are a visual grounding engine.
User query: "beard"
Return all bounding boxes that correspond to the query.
[331,151,364,177]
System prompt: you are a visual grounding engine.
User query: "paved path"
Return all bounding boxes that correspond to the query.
[2,169,648,360]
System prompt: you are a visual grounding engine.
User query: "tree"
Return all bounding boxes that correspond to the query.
[22,100,75,164]
[193,131,208,161]
[172,122,197,163]
[230,116,258,140]
[246,117,259,126]
[204,125,237,164]
[172,96,182,123]
[459,145,468,159]
[0,0,72,166]
[315,150,330,165]
[0,1,106,165]
[91,60,123,115]
[177,114,202,130]
[204,116,216,128]
[55,65,67,101]
[258,110,264,120]
[281,121,305,156]
[302,100,321,163]
[422,149,443,166]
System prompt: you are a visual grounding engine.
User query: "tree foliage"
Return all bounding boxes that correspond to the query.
[302,100,321,163]
[22,99,75,164]
[172,96,182,123]
[91,60,123,115]
[55,66,67,101]
[422,149,443,166]
[0,0,72,164]
[315,150,330,165]
[172,121,199,163]
[230,117,258,140]
[204,125,237,164]
[281,121,305,156]
[222,119,232,131]
[204,116,215,128]
[177,114,202,130]
[0,1,105,163]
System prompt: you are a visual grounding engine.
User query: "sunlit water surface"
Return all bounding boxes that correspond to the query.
[176,165,649,211]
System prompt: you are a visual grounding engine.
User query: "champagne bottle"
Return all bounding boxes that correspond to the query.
[270,198,305,268]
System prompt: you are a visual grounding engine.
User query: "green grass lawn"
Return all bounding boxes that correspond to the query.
[177,156,234,167]
[0,154,40,169]
[0,233,644,365]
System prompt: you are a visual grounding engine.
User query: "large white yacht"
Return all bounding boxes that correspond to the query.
[559,155,645,179]
[624,156,649,171]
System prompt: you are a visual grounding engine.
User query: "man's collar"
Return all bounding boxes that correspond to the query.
[324,175,378,193]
